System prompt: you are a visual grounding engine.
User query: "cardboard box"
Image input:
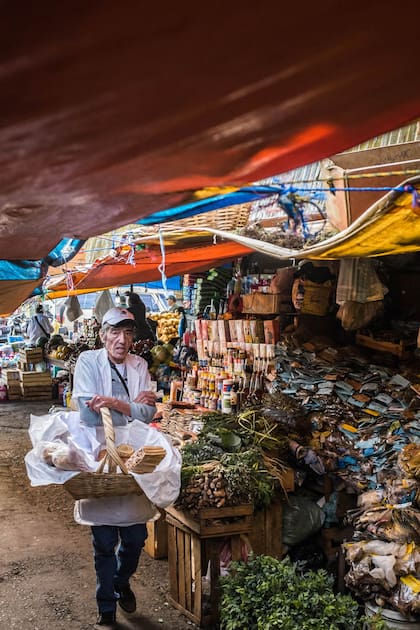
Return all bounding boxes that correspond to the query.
[201,320,209,340]
[196,340,205,361]
[228,320,239,343]
[218,319,231,343]
[208,320,219,342]
[235,319,244,343]
[242,320,252,343]
[264,319,280,344]
[249,319,264,343]
[194,319,202,340]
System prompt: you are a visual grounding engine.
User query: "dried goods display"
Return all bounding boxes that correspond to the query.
[268,338,420,619]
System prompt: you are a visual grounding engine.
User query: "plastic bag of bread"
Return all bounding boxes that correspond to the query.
[39,439,91,471]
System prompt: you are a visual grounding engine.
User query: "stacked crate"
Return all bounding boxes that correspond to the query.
[3,369,21,400]
[17,348,52,400]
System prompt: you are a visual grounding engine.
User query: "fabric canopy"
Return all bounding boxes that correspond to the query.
[179,177,420,261]
[1,1,420,312]
[45,237,252,297]
[43,177,420,301]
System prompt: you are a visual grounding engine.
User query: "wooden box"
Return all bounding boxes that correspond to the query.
[144,510,168,559]
[280,467,295,493]
[20,371,52,384]
[166,504,253,538]
[355,333,415,358]
[242,293,283,315]
[19,348,44,363]
[248,494,284,558]
[166,504,253,627]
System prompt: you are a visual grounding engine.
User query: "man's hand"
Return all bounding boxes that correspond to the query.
[86,395,115,413]
[133,391,157,406]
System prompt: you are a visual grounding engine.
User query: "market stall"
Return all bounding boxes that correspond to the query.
[143,251,420,627]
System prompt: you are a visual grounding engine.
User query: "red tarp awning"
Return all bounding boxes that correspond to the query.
[1,0,419,262]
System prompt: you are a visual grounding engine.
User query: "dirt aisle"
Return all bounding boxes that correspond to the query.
[0,401,195,630]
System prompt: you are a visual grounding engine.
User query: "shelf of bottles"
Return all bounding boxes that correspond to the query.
[182,339,276,414]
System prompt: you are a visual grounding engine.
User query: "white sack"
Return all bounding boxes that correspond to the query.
[25,412,181,509]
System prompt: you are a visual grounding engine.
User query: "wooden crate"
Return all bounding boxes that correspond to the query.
[20,383,52,400]
[4,369,19,383]
[166,504,253,627]
[20,370,51,383]
[166,504,253,538]
[248,494,284,558]
[19,348,44,363]
[355,333,415,358]
[144,510,168,559]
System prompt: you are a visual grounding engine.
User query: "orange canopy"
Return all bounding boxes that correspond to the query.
[46,240,252,297]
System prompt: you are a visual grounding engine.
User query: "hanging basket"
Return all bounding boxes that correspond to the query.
[64,408,143,500]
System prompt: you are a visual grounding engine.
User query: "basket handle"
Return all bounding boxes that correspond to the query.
[100,407,129,474]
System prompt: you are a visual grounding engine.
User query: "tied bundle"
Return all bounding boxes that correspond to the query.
[398,444,420,479]
[125,446,167,473]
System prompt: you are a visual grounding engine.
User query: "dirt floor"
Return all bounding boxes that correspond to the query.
[0,400,196,630]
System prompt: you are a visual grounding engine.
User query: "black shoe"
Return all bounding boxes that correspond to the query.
[115,583,136,613]
[94,610,117,629]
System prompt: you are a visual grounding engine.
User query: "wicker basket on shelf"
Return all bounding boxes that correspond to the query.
[64,407,143,500]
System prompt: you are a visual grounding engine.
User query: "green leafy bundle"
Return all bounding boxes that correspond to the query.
[220,556,362,630]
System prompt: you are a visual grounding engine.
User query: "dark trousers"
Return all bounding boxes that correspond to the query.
[91,523,148,613]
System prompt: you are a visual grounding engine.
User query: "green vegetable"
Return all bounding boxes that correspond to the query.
[220,556,362,630]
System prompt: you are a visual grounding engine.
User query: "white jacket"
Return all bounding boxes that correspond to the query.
[72,348,159,526]
[27,313,53,344]
[72,347,152,401]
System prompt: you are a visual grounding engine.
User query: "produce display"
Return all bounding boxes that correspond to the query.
[148,312,180,343]
[220,556,362,630]
[175,393,302,517]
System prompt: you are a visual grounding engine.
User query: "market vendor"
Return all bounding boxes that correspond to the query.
[72,306,157,630]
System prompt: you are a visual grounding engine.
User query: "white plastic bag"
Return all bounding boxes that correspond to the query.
[64,295,83,322]
[25,412,181,509]
[94,290,114,323]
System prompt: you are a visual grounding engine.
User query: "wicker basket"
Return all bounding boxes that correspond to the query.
[64,408,143,500]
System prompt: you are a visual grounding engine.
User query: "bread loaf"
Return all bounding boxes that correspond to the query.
[117,444,134,460]
[126,446,166,473]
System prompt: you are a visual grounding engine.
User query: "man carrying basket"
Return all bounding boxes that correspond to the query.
[72,307,157,629]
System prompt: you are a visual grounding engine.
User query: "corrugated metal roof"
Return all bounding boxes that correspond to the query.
[342,121,419,152]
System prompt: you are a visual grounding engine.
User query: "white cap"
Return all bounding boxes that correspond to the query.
[102,307,135,327]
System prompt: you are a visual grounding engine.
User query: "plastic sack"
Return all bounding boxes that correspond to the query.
[64,295,83,322]
[336,300,383,331]
[357,489,385,509]
[389,577,420,616]
[37,439,93,471]
[371,554,397,587]
[94,290,114,323]
[282,496,325,546]
[336,258,387,304]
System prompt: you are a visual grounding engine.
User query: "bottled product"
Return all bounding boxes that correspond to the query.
[209,299,217,320]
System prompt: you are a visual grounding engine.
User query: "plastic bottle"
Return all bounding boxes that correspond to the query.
[209,299,217,320]
[62,384,68,407]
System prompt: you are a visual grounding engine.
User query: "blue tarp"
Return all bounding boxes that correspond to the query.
[0,260,46,281]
